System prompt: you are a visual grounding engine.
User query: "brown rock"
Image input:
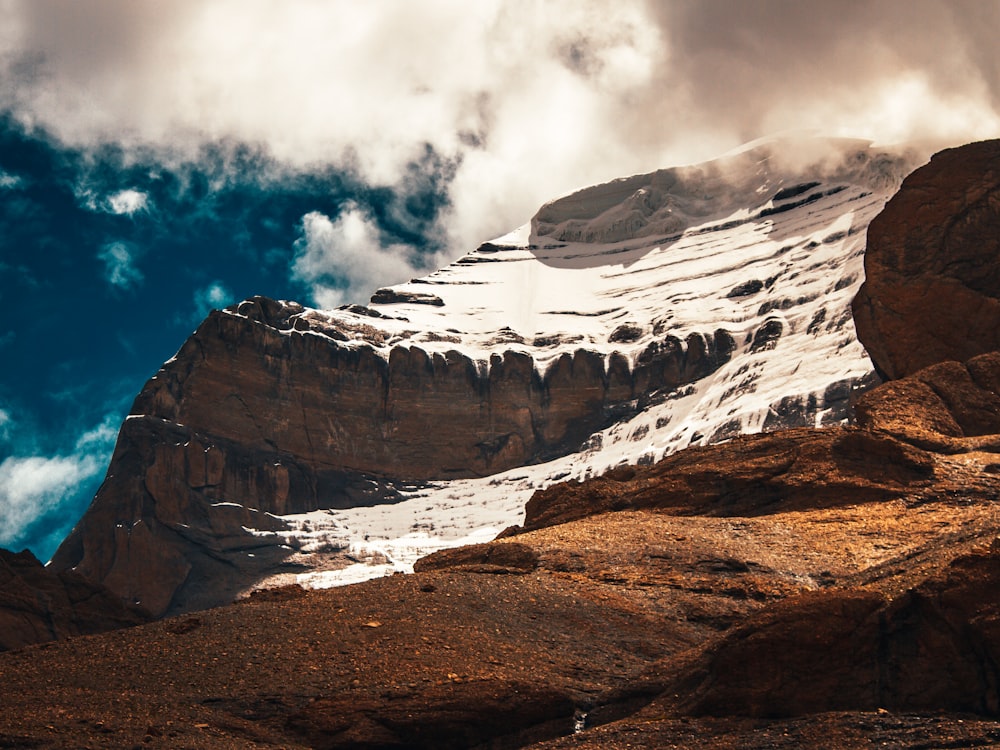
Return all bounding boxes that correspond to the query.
[286,679,576,749]
[658,546,1000,719]
[854,349,1000,452]
[0,548,149,651]
[853,139,1000,379]
[414,541,539,574]
[51,299,733,617]
[517,427,935,533]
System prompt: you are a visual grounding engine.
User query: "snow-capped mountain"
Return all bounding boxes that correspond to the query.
[51,136,925,614]
[249,137,921,589]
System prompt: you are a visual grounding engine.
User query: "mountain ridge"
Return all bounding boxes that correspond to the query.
[50,136,926,617]
[2,138,1000,748]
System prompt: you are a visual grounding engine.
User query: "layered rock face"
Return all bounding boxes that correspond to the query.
[52,302,732,617]
[854,139,1000,379]
[51,138,913,618]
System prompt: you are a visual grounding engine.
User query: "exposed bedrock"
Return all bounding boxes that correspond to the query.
[52,297,734,616]
[656,546,1000,719]
[854,139,1000,379]
[134,299,734,481]
[0,548,150,652]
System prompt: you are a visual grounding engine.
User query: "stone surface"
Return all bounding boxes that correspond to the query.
[639,545,1000,720]
[853,139,1000,379]
[0,548,149,652]
[854,350,1000,452]
[50,297,733,618]
[3,415,1000,745]
[512,427,936,534]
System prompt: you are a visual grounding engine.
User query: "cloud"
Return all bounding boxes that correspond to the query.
[186,280,233,324]
[97,241,143,289]
[0,414,116,551]
[0,407,11,442]
[107,188,149,215]
[292,205,438,308]
[0,169,21,189]
[1,0,999,272]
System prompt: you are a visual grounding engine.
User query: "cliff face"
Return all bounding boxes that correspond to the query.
[51,304,732,616]
[132,296,735,482]
[0,549,149,652]
[50,138,917,618]
[854,139,1000,379]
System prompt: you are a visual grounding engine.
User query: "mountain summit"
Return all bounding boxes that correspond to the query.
[53,137,922,617]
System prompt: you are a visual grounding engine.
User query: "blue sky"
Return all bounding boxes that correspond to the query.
[1,1,998,561]
[0,118,453,558]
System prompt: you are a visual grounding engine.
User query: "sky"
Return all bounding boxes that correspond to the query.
[1,0,999,561]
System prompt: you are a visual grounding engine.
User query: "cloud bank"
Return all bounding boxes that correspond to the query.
[3,0,995,270]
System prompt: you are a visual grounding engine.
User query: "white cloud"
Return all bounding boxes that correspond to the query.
[107,188,149,216]
[186,281,233,324]
[0,407,11,442]
[97,242,143,289]
[292,205,437,308]
[0,414,116,549]
[1,0,998,269]
[0,169,21,189]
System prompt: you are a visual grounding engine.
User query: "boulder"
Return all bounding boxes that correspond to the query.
[853,139,1000,379]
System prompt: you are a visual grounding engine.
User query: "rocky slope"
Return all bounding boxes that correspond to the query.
[1,350,999,748]
[50,137,921,618]
[0,549,149,652]
[1,138,999,748]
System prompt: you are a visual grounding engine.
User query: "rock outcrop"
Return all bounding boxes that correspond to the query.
[51,296,733,617]
[853,139,1000,379]
[0,548,149,652]
[655,546,1000,719]
[49,138,916,619]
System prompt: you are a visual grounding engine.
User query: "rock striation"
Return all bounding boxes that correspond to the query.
[51,137,912,618]
[854,139,1000,379]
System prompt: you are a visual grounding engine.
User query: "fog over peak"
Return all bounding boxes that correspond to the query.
[2,1,996,258]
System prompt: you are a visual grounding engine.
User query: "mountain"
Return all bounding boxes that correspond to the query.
[49,136,924,618]
[2,138,1000,748]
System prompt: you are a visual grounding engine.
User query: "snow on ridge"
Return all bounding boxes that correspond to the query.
[243,137,929,595]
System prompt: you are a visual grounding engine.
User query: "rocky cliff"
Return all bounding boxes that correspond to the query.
[2,138,1000,749]
[49,137,919,618]
[854,139,1000,379]
[0,548,149,652]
